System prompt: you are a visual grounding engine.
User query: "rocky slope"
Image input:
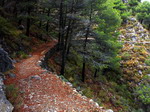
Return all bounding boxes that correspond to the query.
[119,17,150,88]
[0,48,14,112]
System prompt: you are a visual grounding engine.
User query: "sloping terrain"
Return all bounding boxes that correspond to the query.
[4,41,106,112]
[119,17,150,88]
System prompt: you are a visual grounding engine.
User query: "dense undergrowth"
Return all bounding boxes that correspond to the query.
[0,16,50,59]
[48,50,134,112]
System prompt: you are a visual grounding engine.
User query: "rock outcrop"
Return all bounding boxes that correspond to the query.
[119,17,150,87]
[0,48,14,72]
[0,48,14,112]
[0,73,14,112]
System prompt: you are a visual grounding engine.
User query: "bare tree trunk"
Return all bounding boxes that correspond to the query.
[46,8,50,32]
[2,0,5,7]
[81,4,93,82]
[94,69,98,78]
[60,0,65,75]
[58,0,64,48]
[26,3,31,36]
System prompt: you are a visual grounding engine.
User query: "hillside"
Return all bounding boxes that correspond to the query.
[0,0,150,112]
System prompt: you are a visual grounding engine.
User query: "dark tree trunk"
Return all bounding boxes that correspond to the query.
[18,19,22,25]
[60,0,76,75]
[148,24,150,30]
[66,21,74,55]
[26,17,30,36]
[60,0,66,75]
[18,9,23,25]
[60,20,72,76]
[82,62,86,82]
[1,0,5,7]
[66,2,75,55]
[140,19,143,24]
[39,9,45,28]
[81,27,89,82]
[94,69,98,78]
[81,4,93,82]
[26,6,31,36]
[46,8,50,32]
[58,0,64,48]
[39,21,42,28]
[13,2,17,17]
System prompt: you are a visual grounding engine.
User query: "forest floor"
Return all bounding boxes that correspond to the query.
[4,40,105,112]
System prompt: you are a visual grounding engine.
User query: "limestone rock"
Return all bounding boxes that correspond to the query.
[0,75,14,112]
[0,48,14,72]
[106,109,114,112]
[8,73,16,78]
[30,75,41,80]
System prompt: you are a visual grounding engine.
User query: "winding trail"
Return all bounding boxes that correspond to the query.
[5,41,105,112]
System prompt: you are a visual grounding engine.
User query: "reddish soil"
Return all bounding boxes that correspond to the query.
[4,40,105,112]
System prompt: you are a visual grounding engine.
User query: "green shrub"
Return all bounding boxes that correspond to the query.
[82,87,94,98]
[98,90,109,102]
[6,84,23,110]
[136,83,150,104]
[121,52,132,60]
[0,16,20,37]
[18,51,28,59]
[6,84,18,100]
[145,59,150,66]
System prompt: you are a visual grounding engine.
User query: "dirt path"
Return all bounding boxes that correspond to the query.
[5,41,105,112]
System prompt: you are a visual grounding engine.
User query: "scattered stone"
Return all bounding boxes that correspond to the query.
[95,102,99,107]
[128,17,136,22]
[30,75,41,80]
[0,76,14,112]
[18,25,25,30]
[66,82,72,87]
[8,73,16,78]
[147,74,150,77]
[138,70,142,75]
[12,60,17,63]
[89,99,94,102]
[29,54,32,57]
[23,104,28,109]
[0,73,4,79]
[106,109,114,112]
[131,36,137,42]
[76,86,81,91]
[37,60,42,66]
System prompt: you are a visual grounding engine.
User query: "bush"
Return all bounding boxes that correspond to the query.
[82,87,94,98]
[121,52,132,60]
[0,16,20,37]
[6,84,23,111]
[145,59,150,66]
[17,51,28,59]
[136,83,150,104]
[6,84,18,100]
[98,90,109,102]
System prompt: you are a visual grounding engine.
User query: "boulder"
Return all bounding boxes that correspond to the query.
[106,109,114,112]
[30,75,41,80]
[8,73,16,78]
[0,74,14,112]
[129,17,136,22]
[0,48,14,72]
[18,25,25,30]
